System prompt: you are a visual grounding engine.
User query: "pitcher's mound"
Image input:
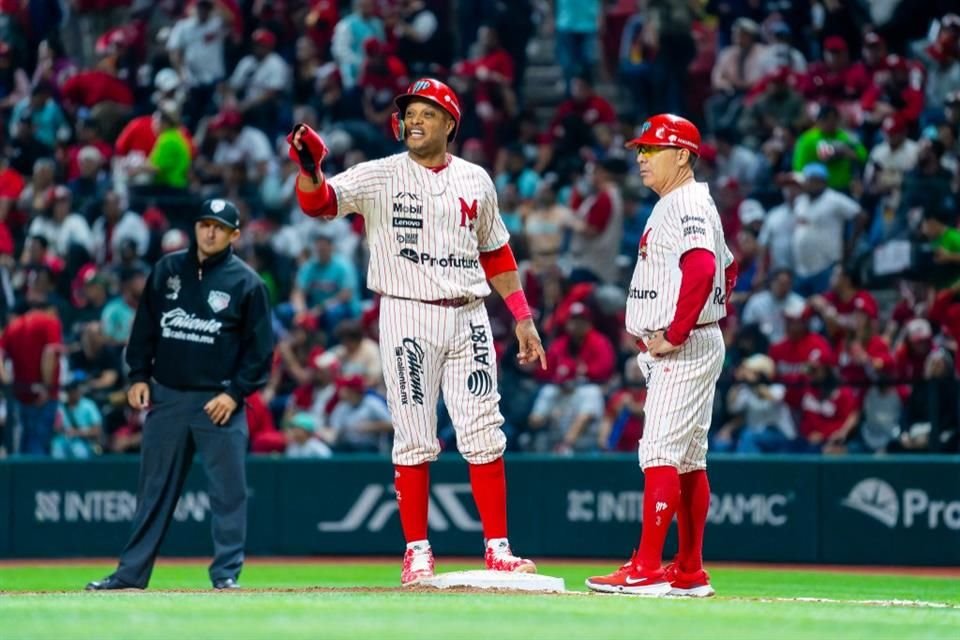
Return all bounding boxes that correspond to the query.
[417,570,566,593]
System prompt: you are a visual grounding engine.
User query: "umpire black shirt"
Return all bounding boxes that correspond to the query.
[126,243,273,403]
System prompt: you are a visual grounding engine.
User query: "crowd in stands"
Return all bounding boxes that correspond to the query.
[0,0,958,460]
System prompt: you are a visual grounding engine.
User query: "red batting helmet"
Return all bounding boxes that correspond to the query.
[392,78,462,142]
[625,113,701,155]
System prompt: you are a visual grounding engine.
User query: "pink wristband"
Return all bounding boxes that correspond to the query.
[505,290,533,321]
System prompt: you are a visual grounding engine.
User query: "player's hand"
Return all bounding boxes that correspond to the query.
[127,382,151,410]
[286,123,328,182]
[204,393,238,426]
[515,319,547,370]
[646,330,681,358]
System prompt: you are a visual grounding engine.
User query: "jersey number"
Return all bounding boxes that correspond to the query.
[459,198,478,230]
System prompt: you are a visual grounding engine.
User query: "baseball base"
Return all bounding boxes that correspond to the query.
[417,570,566,593]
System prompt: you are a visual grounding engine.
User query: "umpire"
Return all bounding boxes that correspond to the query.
[87,199,273,591]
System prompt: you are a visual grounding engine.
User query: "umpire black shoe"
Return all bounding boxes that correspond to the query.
[85,575,141,591]
[213,578,240,590]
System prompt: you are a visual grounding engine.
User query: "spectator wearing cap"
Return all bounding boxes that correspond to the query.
[152,68,186,113]
[833,292,894,394]
[918,13,960,114]
[262,312,325,424]
[27,185,94,265]
[331,0,386,89]
[568,157,626,284]
[798,36,859,108]
[325,374,392,453]
[797,345,859,453]
[759,21,807,75]
[899,137,955,244]
[8,81,66,148]
[861,54,926,131]
[714,353,796,454]
[864,115,919,199]
[114,104,197,187]
[226,28,290,136]
[126,101,192,200]
[167,0,232,127]
[289,227,361,333]
[0,295,64,455]
[51,373,103,459]
[769,299,835,411]
[742,268,806,343]
[894,318,936,384]
[283,411,334,458]
[706,18,770,133]
[100,267,147,347]
[790,162,864,295]
[537,302,616,387]
[847,32,890,95]
[205,110,273,185]
[737,67,807,149]
[758,173,801,271]
[91,190,150,264]
[793,104,867,192]
[358,36,409,137]
[8,108,53,177]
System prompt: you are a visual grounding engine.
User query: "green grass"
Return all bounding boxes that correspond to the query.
[1,562,958,639]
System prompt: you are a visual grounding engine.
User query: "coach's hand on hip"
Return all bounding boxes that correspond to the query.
[646,331,681,358]
[205,393,239,426]
[516,319,548,370]
[127,382,151,410]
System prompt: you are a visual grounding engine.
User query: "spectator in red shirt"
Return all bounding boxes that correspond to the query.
[894,318,935,399]
[860,55,925,131]
[809,264,879,342]
[846,32,890,95]
[567,156,627,284]
[597,357,646,452]
[769,299,834,411]
[549,71,616,154]
[798,348,860,452]
[537,302,616,386]
[0,297,63,454]
[835,304,895,394]
[359,37,409,137]
[799,36,862,111]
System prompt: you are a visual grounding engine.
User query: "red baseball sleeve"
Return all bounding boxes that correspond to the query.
[296,181,338,219]
[665,248,716,346]
[478,243,517,279]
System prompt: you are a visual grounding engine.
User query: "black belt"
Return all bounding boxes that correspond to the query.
[391,295,475,308]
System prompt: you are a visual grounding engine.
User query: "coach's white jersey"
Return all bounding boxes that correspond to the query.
[626,181,734,336]
[328,153,510,300]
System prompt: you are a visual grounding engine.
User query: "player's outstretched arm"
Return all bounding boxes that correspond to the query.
[287,123,337,218]
[479,244,547,370]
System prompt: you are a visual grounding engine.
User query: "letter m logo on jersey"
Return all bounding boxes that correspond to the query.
[459,197,478,230]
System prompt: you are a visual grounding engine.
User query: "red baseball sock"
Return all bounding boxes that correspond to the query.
[678,470,710,574]
[638,465,680,571]
[468,458,508,540]
[394,463,430,543]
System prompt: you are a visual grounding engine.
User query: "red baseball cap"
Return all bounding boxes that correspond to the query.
[824,36,848,52]
[252,28,277,48]
[625,113,701,155]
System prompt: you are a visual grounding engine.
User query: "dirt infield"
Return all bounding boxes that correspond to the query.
[0,556,958,577]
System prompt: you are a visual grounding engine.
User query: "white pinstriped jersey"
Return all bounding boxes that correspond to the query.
[626,181,734,336]
[329,153,510,300]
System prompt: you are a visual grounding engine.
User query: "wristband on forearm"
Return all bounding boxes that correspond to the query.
[505,290,533,321]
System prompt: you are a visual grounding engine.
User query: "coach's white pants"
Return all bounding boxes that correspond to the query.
[379,296,506,465]
[636,323,725,472]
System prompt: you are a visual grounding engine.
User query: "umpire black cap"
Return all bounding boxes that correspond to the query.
[197,198,240,230]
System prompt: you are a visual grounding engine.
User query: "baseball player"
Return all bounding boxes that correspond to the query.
[287,78,547,585]
[586,114,737,597]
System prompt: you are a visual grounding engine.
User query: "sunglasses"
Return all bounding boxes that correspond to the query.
[634,145,671,158]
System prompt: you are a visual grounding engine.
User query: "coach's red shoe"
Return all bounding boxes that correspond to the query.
[485,539,537,573]
[401,542,435,586]
[586,551,672,596]
[663,560,716,597]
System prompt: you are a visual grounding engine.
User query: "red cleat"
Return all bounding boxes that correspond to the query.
[401,543,435,586]
[586,550,672,596]
[484,540,537,573]
[664,560,716,597]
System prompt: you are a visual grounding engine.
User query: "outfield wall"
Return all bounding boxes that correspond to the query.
[0,455,958,565]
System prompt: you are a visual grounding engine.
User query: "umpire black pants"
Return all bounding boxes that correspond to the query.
[114,383,248,587]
